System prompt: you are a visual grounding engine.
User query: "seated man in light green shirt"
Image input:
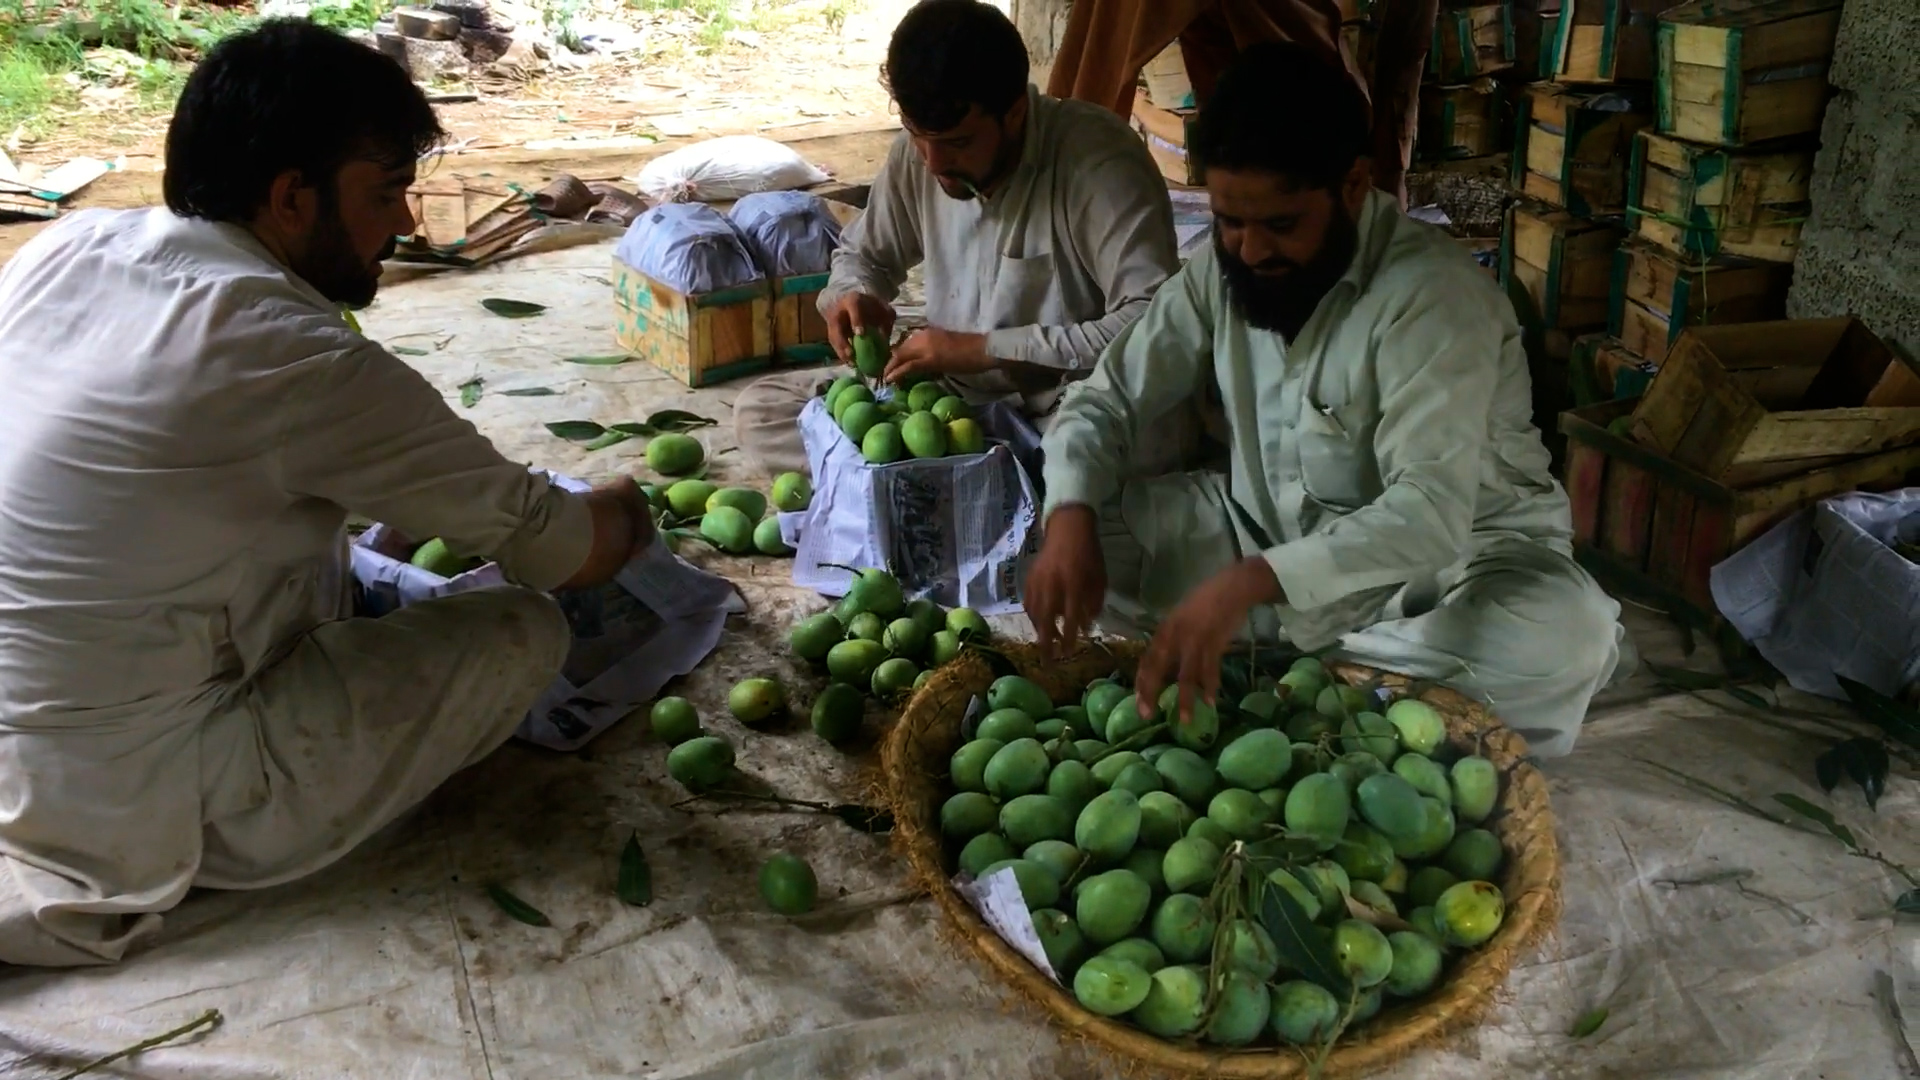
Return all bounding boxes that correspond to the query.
[1024,41,1631,759]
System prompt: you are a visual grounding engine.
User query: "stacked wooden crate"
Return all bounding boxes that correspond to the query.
[1130,44,1203,187]
[1560,317,1920,630]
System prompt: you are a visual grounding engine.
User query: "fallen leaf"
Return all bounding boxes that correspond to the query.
[645,409,718,432]
[458,376,484,408]
[1570,1007,1609,1038]
[482,298,547,318]
[502,387,559,397]
[546,420,608,441]
[486,883,551,926]
[1895,889,1920,916]
[564,354,634,365]
[392,345,430,356]
[1773,793,1860,850]
[584,430,636,451]
[1342,893,1412,932]
[617,832,652,906]
[831,804,894,833]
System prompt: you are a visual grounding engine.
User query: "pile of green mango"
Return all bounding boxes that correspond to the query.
[786,566,993,743]
[822,375,988,466]
[636,470,813,558]
[938,658,1510,1048]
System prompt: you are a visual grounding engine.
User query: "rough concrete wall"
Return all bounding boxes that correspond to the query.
[1788,0,1920,358]
[1011,0,1072,88]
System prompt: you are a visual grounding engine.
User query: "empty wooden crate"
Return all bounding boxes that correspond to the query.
[1627,130,1811,262]
[1512,83,1651,215]
[1571,333,1658,404]
[1430,3,1513,82]
[1628,317,1920,484]
[612,258,774,388]
[1656,0,1842,147]
[1513,6,1564,79]
[1420,82,1505,161]
[1553,0,1687,83]
[1609,240,1790,364]
[1501,203,1624,331]
[1562,398,1920,621]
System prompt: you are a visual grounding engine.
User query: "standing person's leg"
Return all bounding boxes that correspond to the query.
[193,586,573,889]
[1332,540,1627,758]
[1366,0,1441,204]
[733,367,840,479]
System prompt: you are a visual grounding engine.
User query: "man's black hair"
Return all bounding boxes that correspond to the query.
[882,0,1029,133]
[164,19,444,222]
[1188,40,1369,191]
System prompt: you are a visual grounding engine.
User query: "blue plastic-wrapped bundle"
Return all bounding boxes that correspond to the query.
[615,203,763,295]
[728,191,843,278]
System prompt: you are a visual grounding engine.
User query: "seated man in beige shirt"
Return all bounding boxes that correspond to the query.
[0,20,652,966]
[733,0,1211,478]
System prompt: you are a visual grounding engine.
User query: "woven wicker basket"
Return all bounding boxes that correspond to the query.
[881,641,1561,1079]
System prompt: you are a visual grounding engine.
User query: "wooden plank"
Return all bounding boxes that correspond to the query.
[1600,459,1658,567]
[1648,482,1696,588]
[1680,500,1731,611]
[1566,440,1610,545]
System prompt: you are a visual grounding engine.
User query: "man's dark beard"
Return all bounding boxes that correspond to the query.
[1216,204,1359,341]
[294,195,393,309]
[937,121,1023,201]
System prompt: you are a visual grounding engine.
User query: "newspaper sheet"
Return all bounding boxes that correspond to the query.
[350,472,746,751]
[1710,487,1920,701]
[785,394,1042,617]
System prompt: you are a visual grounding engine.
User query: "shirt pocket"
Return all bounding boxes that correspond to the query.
[988,253,1072,338]
[1296,401,1379,510]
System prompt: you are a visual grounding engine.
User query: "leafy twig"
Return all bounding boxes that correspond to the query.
[1634,759,1818,835]
[51,1009,222,1080]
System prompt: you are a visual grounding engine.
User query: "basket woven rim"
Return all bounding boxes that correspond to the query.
[881,640,1562,1079]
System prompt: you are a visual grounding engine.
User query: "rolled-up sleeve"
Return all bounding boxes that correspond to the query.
[1041,253,1215,517]
[984,138,1180,372]
[280,343,593,591]
[1260,290,1497,611]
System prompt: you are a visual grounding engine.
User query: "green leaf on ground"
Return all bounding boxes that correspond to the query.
[646,409,718,432]
[617,832,652,907]
[584,430,636,451]
[458,376,483,408]
[502,387,560,397]
[546,420,608,441]
[832,804,895,833]
[1773,793,1859,850]
[392,345,430,356]
[564,354,633,365]
[481,298,547,318]
[1895,889,1920,916]
[1570,1007,1609,1038]
[1836,676,1920,750]
[1646,662,1728,692]
[486,883,551,926]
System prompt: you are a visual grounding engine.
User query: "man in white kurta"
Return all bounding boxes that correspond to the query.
[0,20,651,966]
[732,0,1210,478]
[1026,42,1629,757]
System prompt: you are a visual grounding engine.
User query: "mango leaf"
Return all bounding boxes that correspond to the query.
[1814,744,1845,794]
[502,387,559,397]
[584,430,636,451]
[1570,1007,1609,1038]
[545,420,607,441]
[1772,793,1859,850]
[564,354,633,365]
[610,421,657,436]
[831,804,894,833]
[617,832,652,906]
[1836,675,1920,750]
[1257,876,1350,998]
[1727,686,1772,710]
[458,376,483,408]
[486,883,551,926]
[1343,893,1412,932]
[646,409,718,433]
[1645,662,1727,692]
[1895,889,1920,916]
[964,642,1020,680]
[1243,835,1327,864]
[392,345,430,356]
[481,297,546,318]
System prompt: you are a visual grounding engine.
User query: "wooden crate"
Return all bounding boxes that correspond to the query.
[1656,0,1841,147]
[1501,202,1624,331]
[1131,90,1201,186]
[1626,130,1811,262]
[1571,333,1658,404]
[1628,317,1920,484]
[1511,83,1651,215]
[1419,82,1506,161]
[1513,10,1563,79]
[1429,3,1513,82]
[1143,43,1194,111]
[1562,398,1920,623]
[1553,0,1687,83]
[773,271,833,364]
[611,257,774,388]
[1607,240,1790,364]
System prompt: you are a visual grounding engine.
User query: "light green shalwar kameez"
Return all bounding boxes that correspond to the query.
[1040,191,1626,758]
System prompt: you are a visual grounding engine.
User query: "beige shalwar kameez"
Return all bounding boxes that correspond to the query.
[731,86,1221,478]
[0,208,595,965]
[1041,191,1628,757]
